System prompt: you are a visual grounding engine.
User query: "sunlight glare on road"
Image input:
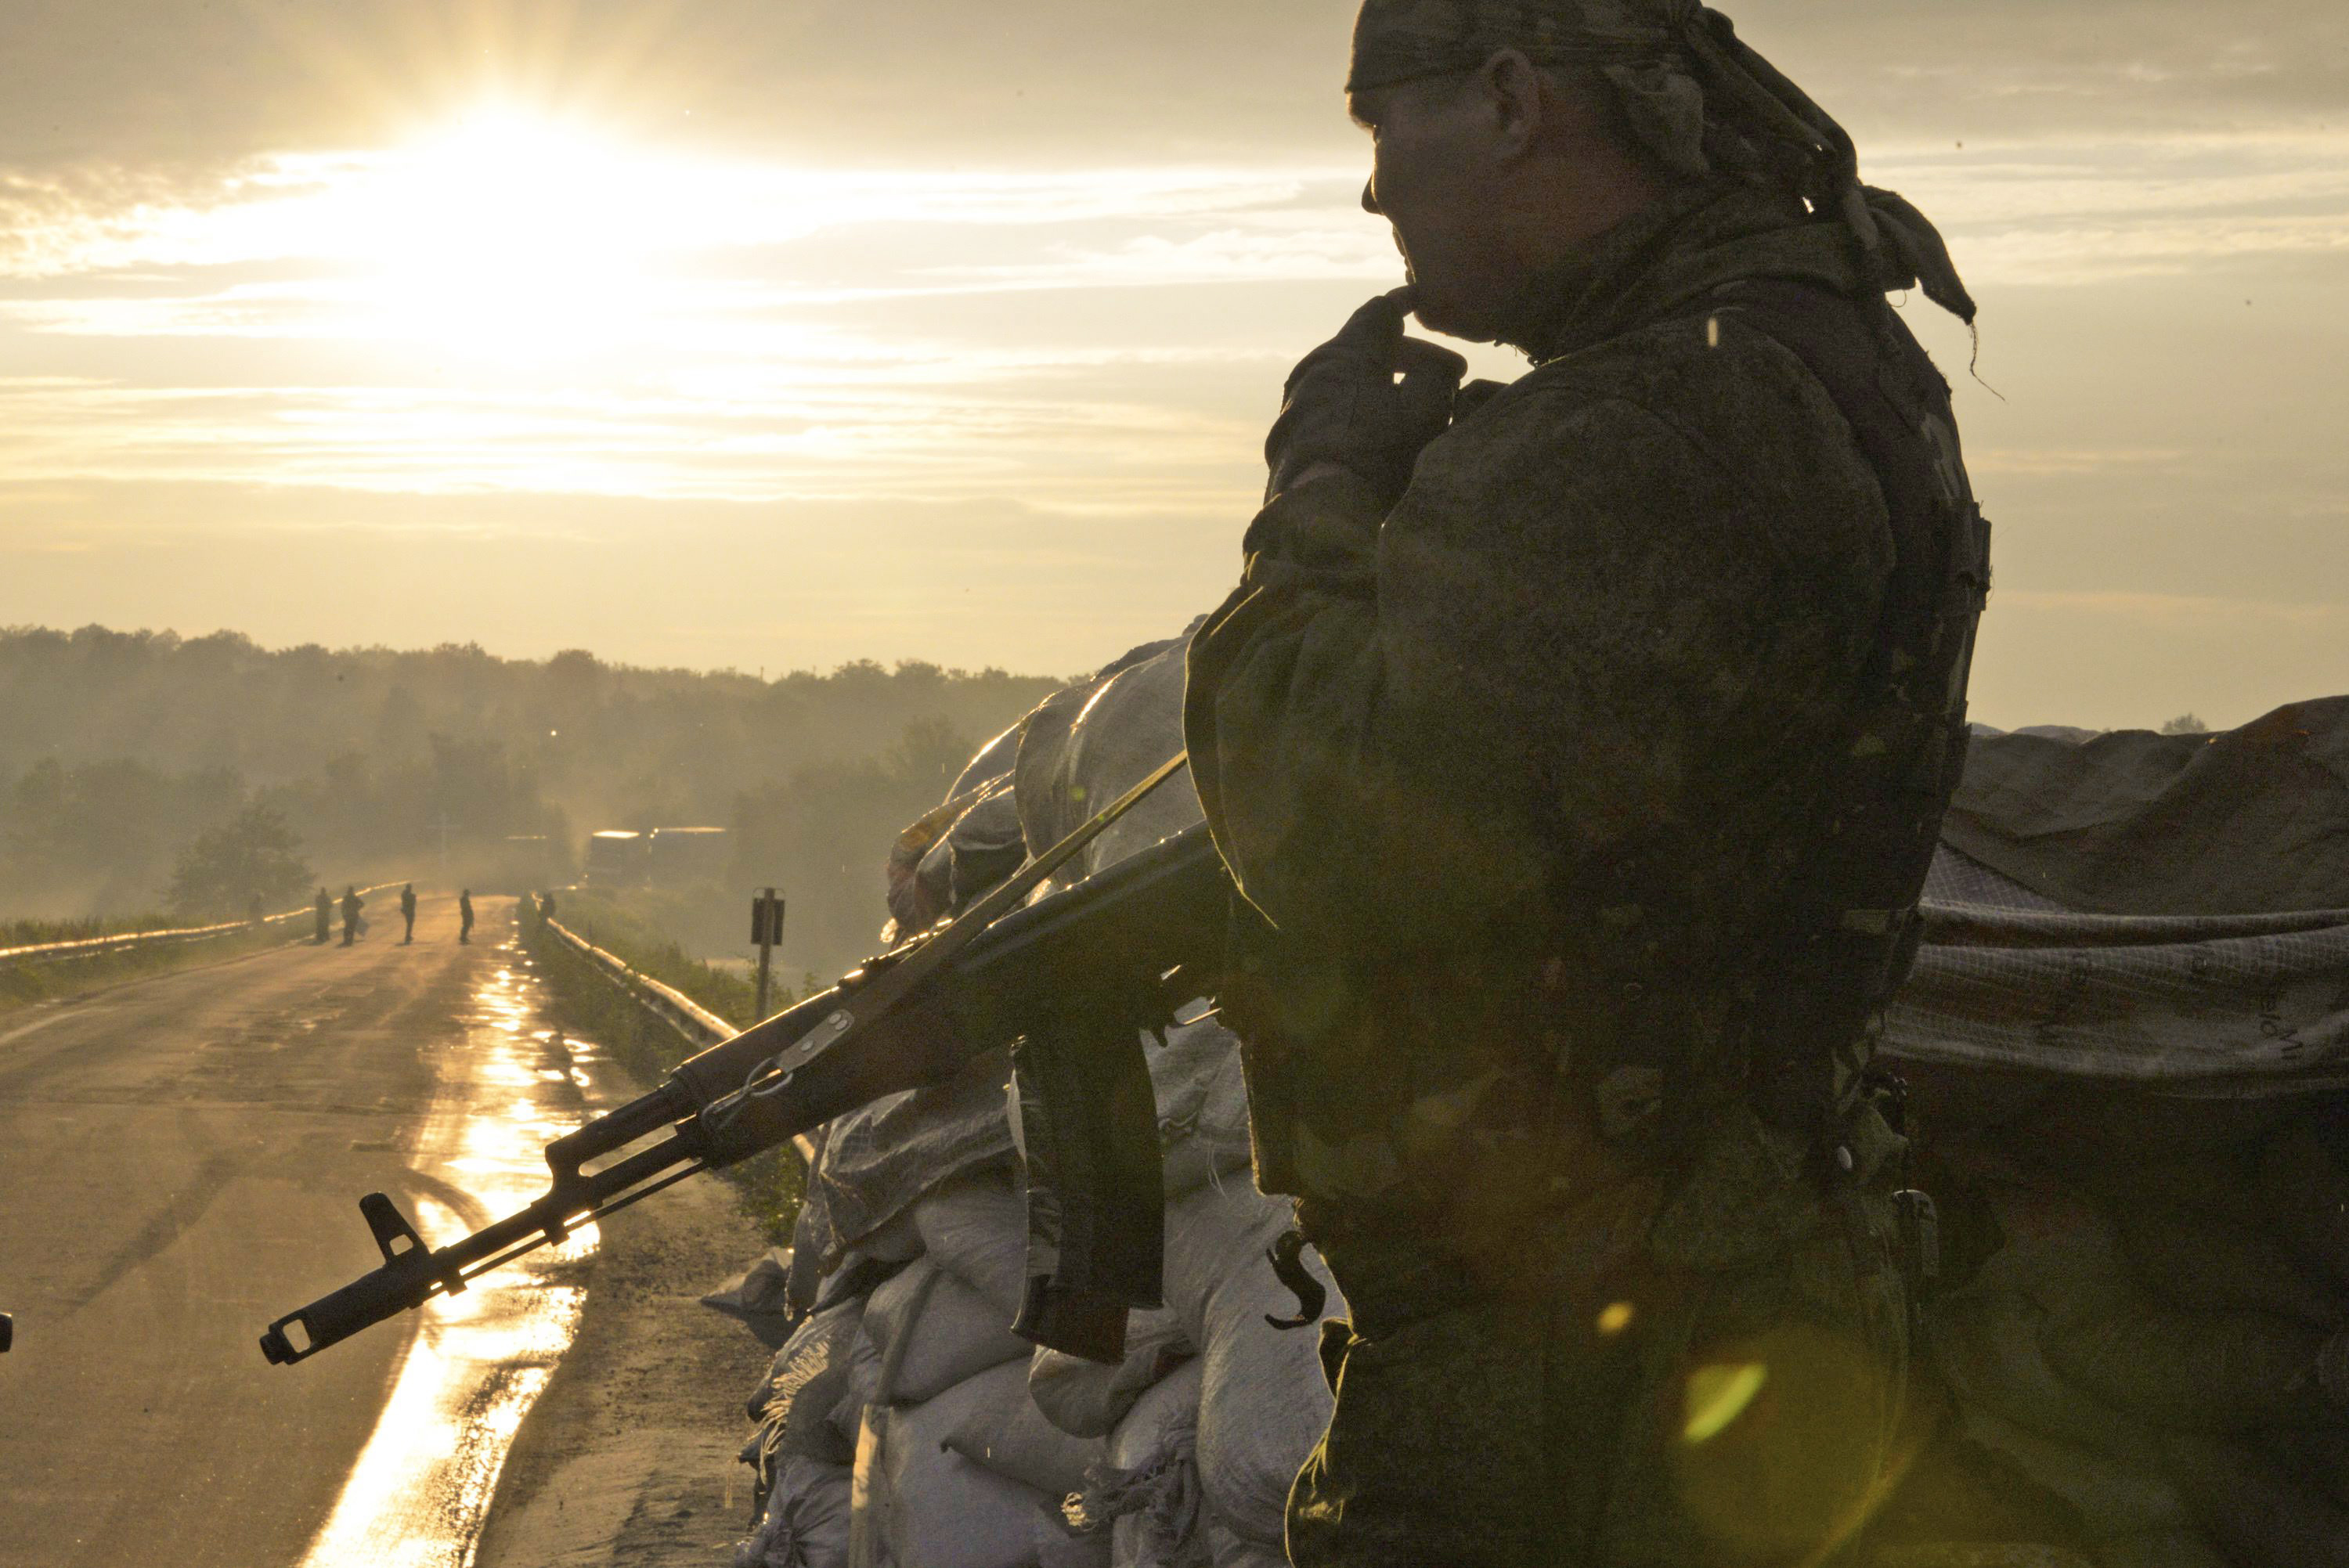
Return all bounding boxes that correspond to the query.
[295,946,603,1568]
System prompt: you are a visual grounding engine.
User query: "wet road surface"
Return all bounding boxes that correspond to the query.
[0,895,619,1568]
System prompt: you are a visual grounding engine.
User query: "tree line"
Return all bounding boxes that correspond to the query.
[0,625,1059,971]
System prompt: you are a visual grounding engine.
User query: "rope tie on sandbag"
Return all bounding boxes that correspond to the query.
[1063,1418,1203,1547]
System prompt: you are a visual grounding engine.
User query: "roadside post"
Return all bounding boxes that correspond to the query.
[750,888,785,1019]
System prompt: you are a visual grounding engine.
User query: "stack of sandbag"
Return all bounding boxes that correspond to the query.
[738,626,1341,1567]
[740,1162,1111,1568]
[1040,1014,1344,1568]
[1922,1109,2349,1568]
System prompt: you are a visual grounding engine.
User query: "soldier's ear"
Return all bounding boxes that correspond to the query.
[1477,49,1546,155]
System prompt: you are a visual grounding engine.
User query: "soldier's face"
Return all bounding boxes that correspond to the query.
[1351,76,1517,341]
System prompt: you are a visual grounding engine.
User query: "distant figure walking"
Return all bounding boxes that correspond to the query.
[313,888,332,946]
[340,885,363,947]
[537,892,557,925]
[459,890,475,946]
[248,892,266,928]
[400,884,418,945]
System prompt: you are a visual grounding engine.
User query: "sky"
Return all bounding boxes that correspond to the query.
[0,0,2344,729]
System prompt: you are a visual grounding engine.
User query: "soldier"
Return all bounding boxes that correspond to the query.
[1183,3,1989,1564]
[339,885,363,947]
[459,889,475,946]
[312,887,332,946]
[399,884,418,946]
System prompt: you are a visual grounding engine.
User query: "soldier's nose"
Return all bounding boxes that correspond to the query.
[1361,177,1381,217]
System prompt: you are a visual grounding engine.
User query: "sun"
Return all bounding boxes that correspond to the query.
[345,110,681,363]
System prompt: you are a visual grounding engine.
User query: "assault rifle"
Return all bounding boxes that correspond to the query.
[259,759,1227,1370]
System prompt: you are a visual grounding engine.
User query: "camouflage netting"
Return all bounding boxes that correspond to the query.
[727,625,2347,1566]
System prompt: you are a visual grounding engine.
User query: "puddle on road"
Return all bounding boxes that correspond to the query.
[296,946,608,1568]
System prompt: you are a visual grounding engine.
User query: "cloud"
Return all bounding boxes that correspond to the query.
[2,1,2341,182]
[1998,589,2342,628]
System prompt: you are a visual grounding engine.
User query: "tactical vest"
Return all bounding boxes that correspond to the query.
[1712,280,1993,1146]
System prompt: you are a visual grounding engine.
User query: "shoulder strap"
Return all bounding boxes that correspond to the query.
[1711,281,1993,1143]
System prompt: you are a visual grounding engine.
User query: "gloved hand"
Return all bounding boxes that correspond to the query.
[1264,289,1470,509]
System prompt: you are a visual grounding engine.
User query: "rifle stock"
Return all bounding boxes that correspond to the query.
[260,823,1229,1367]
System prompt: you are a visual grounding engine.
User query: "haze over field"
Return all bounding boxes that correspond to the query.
[1,0,2344,728]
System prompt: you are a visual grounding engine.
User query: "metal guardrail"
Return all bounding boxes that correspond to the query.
[0,883,408,969]
[537,915,817,1166]
[541,917,736,1044]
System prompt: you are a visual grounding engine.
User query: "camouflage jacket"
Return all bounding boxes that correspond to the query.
[1184,182,1907,1248]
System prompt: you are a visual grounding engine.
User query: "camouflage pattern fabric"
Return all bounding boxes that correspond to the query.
[1348,0,1712,179]
[1348,0,1689,91]
[1344,0,1979,324]
[1288,1101,1913,1567]
[1185,178,1942,1562]
[1188,180,1893,1234]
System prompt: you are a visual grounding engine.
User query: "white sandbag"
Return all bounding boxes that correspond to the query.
[1087,1358,1207,1568]
[1950,1401,2196,1546]
[861,1257,1034,1406]
[2161,1431,2349,1568]
[737,1452,853,1568]
[1204,1518,1290,1568]
[914,1168,1033,1314]
[1031,1310,1198,1440]
[1038,1528,1116,1568]
[1150,1018,1254,1202]
[939,1359,1109,1499]
[2044,1299,2340,1432]
[1162,1181,1342,1548]
[2091,1531,2238,1568]
[851,1206,927,1265]
[754,1295,866,1469]
[706,1248,803,1348]
[859,1396,1066,1568]
[1930,1286,2167,1472]
[2108,1196,2344,1328]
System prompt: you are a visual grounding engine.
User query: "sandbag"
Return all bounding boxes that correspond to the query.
[2263,1426,2349,1511]
[1203,1519,1292,1568]
[2262,1119,2349,1292]
[941,1359,1110,1500]
[1163,1181,1343,1548]
[1031,1310,1197,1440]
[859,1396,1072,1568]
[860,1258,1033,1407]
[706,1249,803,1349]
[2041,1307,2341,1433]
[1930,1181,2196,1545]
[2087,1533,2235,1568]
[2163,1431,2349,1568]
[912,1168,1033,1314]
[754,1296,868,1470]
[737,1453,853,1568]
[1087,1357,1207,1568]
[1151,1018,1254,1202]
[1950,1402,2198,1547]
[1867,1548,2095,1568]
[1929,1287,2166,1473]
[851,1207,927,1266]
[1012,627,1204,881]
[2106,1197,2344,1329]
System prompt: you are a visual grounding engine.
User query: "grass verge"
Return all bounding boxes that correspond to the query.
[518,900,803,1245]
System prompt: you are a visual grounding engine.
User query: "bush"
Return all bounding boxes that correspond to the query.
[167,803,313,921]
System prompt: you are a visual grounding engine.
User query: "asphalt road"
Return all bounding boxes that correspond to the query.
[0,893,606,1568]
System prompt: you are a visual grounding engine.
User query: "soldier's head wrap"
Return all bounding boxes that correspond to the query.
[1348,0,1975,325]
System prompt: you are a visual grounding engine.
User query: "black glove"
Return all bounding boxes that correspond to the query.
[1264,290,1470,509]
